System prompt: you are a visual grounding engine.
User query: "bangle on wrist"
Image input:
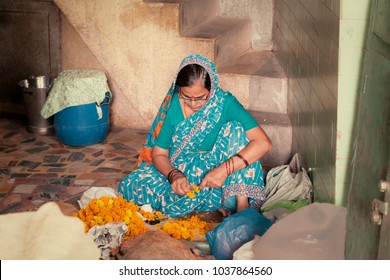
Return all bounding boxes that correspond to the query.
[225,157,235,176]
[167,168,184,184]
[235,153,249,167]
[224,161,229,176]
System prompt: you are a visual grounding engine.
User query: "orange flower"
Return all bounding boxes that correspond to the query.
[160,216,211,241]
[186,184,200,198]
[141,210,164,222]
[193,185,200,193]
[72,196,149,239]
[186,191,195,199]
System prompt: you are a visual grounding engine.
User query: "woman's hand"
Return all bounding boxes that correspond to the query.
[199,165,227,189]
[153,146,191,196]
[171,174,192,196]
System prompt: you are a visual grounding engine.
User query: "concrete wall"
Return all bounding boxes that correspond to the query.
[57,0,276,129]
[273,0,371,205]
[56,0,214,129]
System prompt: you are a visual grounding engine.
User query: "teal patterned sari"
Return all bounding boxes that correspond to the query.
[118,54,265,217]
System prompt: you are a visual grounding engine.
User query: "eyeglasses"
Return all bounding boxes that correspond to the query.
[179,88,209,103]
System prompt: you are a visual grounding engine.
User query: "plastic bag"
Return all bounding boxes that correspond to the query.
[87,222,128,260]
[253,203,346,259]
[78,187,118,209]
[206,208,272,260]
[261,153,312,211]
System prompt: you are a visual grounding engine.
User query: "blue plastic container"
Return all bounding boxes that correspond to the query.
[54,93,111,146]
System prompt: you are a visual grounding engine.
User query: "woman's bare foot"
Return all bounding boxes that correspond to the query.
[236,196,249,212]
[217,207,231,218]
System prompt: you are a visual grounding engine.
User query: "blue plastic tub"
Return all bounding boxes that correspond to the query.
[54,93,110,146]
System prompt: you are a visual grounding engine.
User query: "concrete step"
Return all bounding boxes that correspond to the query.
[179,0,252,67]
[142,1,291,166]
[219,51,288,114]
[214,20,252,68]
[143,0,182,3]
[180,16,251,68]
[249,110,292,169]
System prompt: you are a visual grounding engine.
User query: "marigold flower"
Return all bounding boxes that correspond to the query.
[186,184,200,198]
[160,216,211,241]
[193,185,200,193]
[72,196,149,239]
[186,191,195,199]
[141,210,164,223]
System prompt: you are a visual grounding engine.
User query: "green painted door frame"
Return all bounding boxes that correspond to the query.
[345,0,390,259]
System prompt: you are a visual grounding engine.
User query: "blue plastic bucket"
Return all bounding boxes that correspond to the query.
[54,93,111,146]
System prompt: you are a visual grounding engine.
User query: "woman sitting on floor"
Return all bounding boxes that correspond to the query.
[118,54,272,218]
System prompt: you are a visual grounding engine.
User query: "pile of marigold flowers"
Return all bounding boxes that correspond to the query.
[72,196,149,239]
[160,215,211,241]
[72,195,212,242]
[140,209,163,222]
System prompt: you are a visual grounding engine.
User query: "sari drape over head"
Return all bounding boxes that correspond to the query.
[119,54,266,217]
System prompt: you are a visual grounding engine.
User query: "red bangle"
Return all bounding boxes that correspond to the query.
[236,153,249,167]
[167,169,184,184]
[224,161,229,176]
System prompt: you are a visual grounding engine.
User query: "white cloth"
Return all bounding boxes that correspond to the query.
[0,202,100,260]
[78,186,118,209]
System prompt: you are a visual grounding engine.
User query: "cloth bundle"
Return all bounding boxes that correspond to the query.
[0,202,100,260]
[41,69,111,120]
[261,153,312,211]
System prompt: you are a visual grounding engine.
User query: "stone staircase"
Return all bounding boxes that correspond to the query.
[57,0,292,168]
[145,0,291,168]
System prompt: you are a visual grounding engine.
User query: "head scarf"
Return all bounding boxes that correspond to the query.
[137,54,225,167]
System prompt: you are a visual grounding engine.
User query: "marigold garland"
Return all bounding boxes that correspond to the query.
[140,209,163,221]
[72,196,149,239]
[72,195,212,242]
[186,184,200,199]
[160,215,212,241]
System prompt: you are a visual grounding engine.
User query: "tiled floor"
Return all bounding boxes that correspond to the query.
[0,116,148,215]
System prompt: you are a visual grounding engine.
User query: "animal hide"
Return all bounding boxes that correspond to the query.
[114,230,214,260]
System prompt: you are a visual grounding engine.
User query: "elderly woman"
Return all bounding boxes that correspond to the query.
[118,54,272,218]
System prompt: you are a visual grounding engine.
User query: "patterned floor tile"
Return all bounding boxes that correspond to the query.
[0,117,146,214]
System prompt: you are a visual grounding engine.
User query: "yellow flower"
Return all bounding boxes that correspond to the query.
[125,209,132,217]
[186,191,195,199]
[155,211,163,219]
[160,216,211,241]
[186,184,200,198]
[72,196,149,239]
[141,210,165,222]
